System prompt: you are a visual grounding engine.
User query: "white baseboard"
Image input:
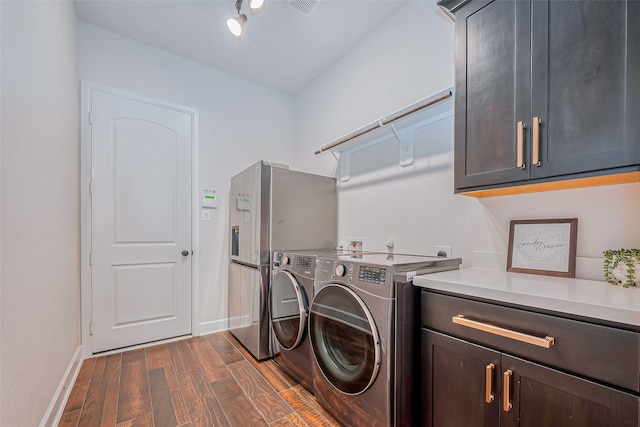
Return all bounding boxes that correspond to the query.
[39,345,83,427]
[197,318,229,336]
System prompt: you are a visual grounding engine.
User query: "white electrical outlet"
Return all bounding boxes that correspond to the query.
[435,245,452,257]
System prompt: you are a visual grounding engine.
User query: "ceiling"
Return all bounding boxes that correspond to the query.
[74,0,408,95]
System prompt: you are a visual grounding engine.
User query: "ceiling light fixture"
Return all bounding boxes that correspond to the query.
[248,0,266,15]
[226,13,247,37]
[226,0,265,38]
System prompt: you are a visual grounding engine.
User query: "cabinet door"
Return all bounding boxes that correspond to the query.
[531,0,640,178]
[501,355,639,427]
[422,330,500,427]
[454,0,531,190]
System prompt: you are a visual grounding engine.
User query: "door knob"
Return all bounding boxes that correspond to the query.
[182,250,189,256]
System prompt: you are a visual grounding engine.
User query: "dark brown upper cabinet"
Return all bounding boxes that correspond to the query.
[440,0,640,195]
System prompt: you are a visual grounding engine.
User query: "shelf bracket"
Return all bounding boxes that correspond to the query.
[340,152,351,182]
[390,124,415,166]
[390,123,408,151]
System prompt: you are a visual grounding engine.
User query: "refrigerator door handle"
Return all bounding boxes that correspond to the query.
[231,226,240,257]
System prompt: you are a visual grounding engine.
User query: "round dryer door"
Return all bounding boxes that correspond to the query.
[309,284,381,395]
[270,270,308,350]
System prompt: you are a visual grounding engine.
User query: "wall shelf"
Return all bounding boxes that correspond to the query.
[315,86,454,181]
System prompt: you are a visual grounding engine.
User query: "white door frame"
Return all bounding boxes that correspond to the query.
[80,81,200,358]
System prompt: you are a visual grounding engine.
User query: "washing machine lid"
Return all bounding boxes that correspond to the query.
[309,284,381,395]
[271,270,308,350]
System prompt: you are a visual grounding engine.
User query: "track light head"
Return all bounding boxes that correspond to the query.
[248,0,265,15]
[226,0,265,37]
[226,13,247,37]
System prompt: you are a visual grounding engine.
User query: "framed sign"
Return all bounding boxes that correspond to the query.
[507,218,578,277]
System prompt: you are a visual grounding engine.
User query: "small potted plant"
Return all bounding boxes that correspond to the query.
[603,249,640,288]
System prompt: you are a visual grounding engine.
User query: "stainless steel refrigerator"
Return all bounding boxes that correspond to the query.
[228,161,337,360]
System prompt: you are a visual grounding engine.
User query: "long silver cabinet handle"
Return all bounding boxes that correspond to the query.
[452,315,554,348]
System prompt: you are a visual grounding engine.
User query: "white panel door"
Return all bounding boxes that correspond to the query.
[90,90,192,353]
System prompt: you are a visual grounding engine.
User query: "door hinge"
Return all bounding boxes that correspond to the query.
[89,321,94,336]
[89,252,92,265]
[88,112,94,124]
[89,180,92,195]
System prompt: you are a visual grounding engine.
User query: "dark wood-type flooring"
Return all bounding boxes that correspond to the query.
[58,332,341,427]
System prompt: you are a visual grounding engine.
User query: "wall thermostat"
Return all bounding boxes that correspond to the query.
[202,189,218,209]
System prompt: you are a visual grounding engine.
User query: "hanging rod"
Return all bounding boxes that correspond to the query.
[314,88,453,155]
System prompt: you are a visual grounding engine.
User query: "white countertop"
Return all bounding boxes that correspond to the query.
[413,268,640,328]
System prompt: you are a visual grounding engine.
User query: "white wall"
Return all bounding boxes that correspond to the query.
[76,22,296,328]
[294,1,640,278]
[1,1,80,425]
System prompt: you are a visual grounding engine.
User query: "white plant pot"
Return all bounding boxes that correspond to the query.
[611,260,640,287]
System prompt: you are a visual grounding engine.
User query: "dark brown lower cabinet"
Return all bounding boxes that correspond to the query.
[423,329,500,427]
[422,330,639,427]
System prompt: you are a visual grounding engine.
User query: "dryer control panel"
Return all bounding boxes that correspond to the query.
[334,262,389,286]
[358,265,387,285]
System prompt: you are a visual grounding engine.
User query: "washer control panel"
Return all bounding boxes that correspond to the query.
[296,256,313,271]
[358,265,387,285]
